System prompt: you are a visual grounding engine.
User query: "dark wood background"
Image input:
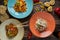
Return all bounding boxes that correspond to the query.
[0,0,60,40]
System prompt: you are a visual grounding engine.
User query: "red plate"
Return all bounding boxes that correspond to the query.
[29,11,56,38]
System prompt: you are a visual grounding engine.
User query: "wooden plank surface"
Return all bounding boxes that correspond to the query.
[0,0,60,40]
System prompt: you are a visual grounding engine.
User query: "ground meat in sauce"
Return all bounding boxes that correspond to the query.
[5,23,18,38]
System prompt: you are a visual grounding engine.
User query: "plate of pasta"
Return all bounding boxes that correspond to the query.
[29,11,56,38]
[8,0,33,18]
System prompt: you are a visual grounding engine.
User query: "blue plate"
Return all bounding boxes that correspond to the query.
[8,0,33,19]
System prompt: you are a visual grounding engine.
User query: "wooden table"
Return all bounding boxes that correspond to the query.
[0,0,60,40]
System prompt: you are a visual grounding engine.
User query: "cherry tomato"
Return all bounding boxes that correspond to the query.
[27,32,32,39]
[54,7,60,12]
[54,7,60,16]
[10,27,16,31]
[33,0,39,3]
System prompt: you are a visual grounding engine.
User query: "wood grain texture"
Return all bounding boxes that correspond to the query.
[0,0,60,40]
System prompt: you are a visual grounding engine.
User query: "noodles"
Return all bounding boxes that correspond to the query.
[14,0,27,12]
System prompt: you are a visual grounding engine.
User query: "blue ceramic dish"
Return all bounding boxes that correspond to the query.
[8,0,33,19]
